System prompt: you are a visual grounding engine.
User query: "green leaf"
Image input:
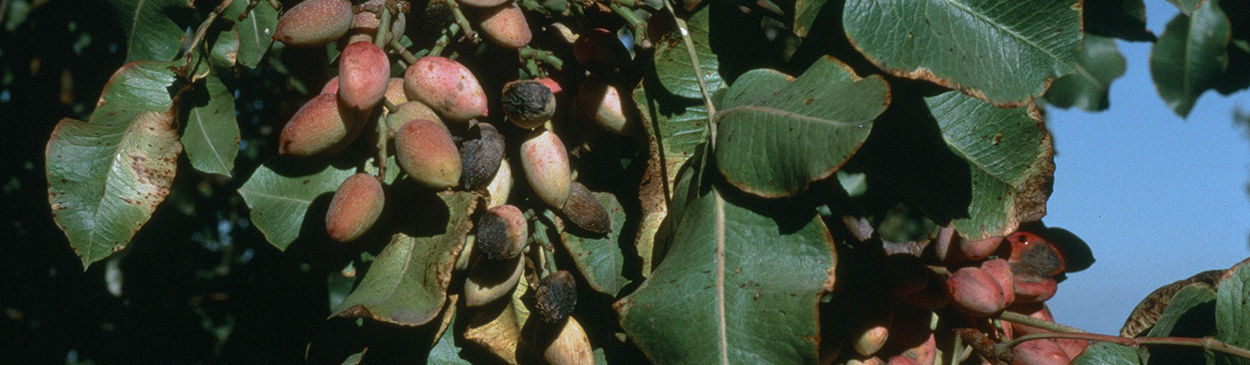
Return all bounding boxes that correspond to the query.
[843,0,1081,107]
[209,27,240,68]
[1168,0,1205,15]
[429,317,472,365]
[89,61,180,125]
[1072,342,1144,365]
[653,5,723,99]
[926,92,1054,240]
[237,162,355,250]
[1045,34,1128,111]
[107,0,191,62]
[221,0,278,68]
[182,74,239,176]
[793,0,828,38]
[331,192,478,326]
[715,56,889,198]
[1215,260,1250,365]
[1150,1,1231,117]
[339,350,365,365]
[559,192,628,296]
[1085,0,1156,41]
[1146,283,1217,337]
[616,162,837,364]
[47,111,182,269]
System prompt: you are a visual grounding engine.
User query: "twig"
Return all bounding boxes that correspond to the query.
[662,0,716,148]
[519,46,564,71]
[608,2,648,49]
[444,0,478,43]
[995,310,1087,334]
[997,332,1250,361]
[374,6,392,48]
[388,37,420,65]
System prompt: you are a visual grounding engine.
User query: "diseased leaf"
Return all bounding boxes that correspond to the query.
[90,61,180,125]
[715,56,888,198]
[925,92,1053,241]
[464,284,525,364]
[221,0,278,68]
[331,192,478,326]
[209,27,240,67]
[559,192,628,296]
[1121,269,1223,337]
[107,0,192,62]
[237,162,355,250]
[47,111,182,268]
[615,160,836,364]
[1045,34,1128,111]
[1146,283,1217,338]
[793,0,828,38]
[182,74,239,176]
[1150,1,1231,117]
[1072,342,1144,365]
[632,78,710,277]
[1215,259,1250,365]
[1085,0,1156,41]
[653,5,723,99]
[843,0,1081,107]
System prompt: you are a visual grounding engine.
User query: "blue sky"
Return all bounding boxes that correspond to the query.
[1042,1,1250,334]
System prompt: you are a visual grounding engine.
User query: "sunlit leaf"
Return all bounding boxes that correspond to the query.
[182,74,239,176]
[843,0,1081,107]
[715,56,888,198]
[107,0,192,62]
[209,27,240,67]
[89,61,180,125]
[559,192,628,296]
[47,111,182,268]
[331,192,478,326]
[653,5,723,99]
[1045,34,1127,111]
[926,92,1053,240]
[237,162,355,250]
[616,159,836,364]
[1150,0,1231,117]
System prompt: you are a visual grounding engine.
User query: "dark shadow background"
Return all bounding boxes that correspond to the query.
[0,1,337,363]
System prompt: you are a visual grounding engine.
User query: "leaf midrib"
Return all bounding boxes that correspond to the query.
[938,0,1074,69]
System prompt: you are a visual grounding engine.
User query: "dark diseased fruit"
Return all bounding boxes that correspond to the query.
[278,93,364,156]
[1008,231,1066,277]
[395,119,462,189]
[475,204,527,260]
[338,41,390,110]
[325,173,385,242]
[535,270,577,324]
[560,182,610,234]
[273,0,353,47]
[459,122,505,189]
[501,79,556,129]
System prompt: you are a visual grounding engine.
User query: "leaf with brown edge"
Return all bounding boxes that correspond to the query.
[47,111,183,269]
[330,191,480,326]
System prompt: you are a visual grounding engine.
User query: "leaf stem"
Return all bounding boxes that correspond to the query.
[389,37,420,65]
[995,310,1087,334]
[374,112,388,179]
[374,6,392,49]
[608,2,649,49]
[518,46,563,71]
[444,0,478,43]
[184,0,235,62]
[996,332,1250,360]
[662,0,716,149]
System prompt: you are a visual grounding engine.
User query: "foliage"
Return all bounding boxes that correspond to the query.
[35,0,1250,364]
